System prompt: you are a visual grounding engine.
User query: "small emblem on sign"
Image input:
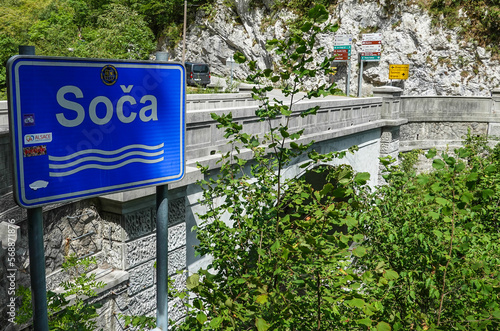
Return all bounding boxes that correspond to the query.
[24,132,52,145]
[29,180,49,191]
[23,145,47,157]
[101,65,118,85]
[23,114,35,126]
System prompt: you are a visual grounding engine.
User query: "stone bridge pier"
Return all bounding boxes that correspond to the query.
[1,87,500,330]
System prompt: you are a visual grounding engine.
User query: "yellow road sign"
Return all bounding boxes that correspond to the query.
[389,64,409,80]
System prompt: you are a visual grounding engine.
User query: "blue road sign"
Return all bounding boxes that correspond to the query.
[7,56,185,208]
[361,56,381,61]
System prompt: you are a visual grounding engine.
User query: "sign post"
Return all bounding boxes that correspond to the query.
[8,54,185,330]
[358,33,382,97]
[15,45,50,331]
[226,57,239,87]
[333,34,352,96]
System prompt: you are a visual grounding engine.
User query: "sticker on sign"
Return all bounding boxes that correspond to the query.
[7,56,186,208]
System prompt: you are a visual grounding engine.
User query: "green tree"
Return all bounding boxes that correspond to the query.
[0,0,156,99]
[16,255,105,330]
[356,137,500,330]
[170,5,394,330]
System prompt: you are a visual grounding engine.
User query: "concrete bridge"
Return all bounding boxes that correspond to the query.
[1,87,500,329]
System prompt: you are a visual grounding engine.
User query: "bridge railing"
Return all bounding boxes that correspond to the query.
[185,96,386,163]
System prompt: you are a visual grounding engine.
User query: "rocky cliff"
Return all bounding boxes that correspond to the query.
[166,0,499,97]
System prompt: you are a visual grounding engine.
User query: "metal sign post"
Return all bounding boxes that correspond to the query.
[155,52,170,330]
[333,35,352,96]
[156,185,169,329]
[8,52,185,330]
[226,57,239,88]
[346,61,351,97]
[358,33,382,97]
[15,45,50,331]
[357,58,364,97]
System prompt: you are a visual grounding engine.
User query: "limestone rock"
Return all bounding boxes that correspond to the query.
[163,0,499,97]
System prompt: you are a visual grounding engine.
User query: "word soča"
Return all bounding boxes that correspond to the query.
[55,85,158,127]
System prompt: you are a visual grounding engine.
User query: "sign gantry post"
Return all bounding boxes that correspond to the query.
[8,52,186,330]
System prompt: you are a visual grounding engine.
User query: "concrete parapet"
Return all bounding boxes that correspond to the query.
[373,86,402,120]
[0,101,7,127]
[492,88,500,114]
[186,92,258,110]
[401,96,494,122]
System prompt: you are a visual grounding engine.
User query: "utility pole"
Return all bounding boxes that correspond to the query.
[182,0,187,64]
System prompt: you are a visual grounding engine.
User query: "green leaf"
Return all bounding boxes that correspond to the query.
[345,215,358,227]
[357,318,372,326]
[432,159,446,170]
[426,149,437,159]
[255,317,270,331]
[209,316,223,328]
[256,294,268,304]
[234,52,246,63]
[186,274,200,290]
[460,192,474,204]
[485,164,497,174]
[435,197,449,206]
[353,246,367,257]
[467,172,478,182]
[297,45,308,54]
[280,108,292,116]
[348,298,365,308]
[429,211,440,220]
[301,21,313,32]
[308,4,329,23]
[270,240,280,252]
[354,172,370,185]
[196,312,207,325]
[383,270,399,280]
[376,321,392,331]
[482,189,495,199]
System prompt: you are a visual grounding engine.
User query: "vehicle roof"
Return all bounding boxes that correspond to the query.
[185,62,209,66]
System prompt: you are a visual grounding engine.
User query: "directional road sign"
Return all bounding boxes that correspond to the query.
[8,56,186,207]
[362,33,382,42]
[333,35,352,62]
[334,34,353,45]
[361,33,382,62]
[389,64,410,80]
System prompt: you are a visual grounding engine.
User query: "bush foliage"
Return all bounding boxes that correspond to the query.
[170,5,500,331]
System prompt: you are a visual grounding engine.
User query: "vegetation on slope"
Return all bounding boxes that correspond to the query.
[0,0,196,99]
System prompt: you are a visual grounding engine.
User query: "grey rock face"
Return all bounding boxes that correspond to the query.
[166,0,499,96]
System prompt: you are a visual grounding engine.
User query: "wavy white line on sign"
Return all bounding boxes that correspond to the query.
[49,157,164,177]
[49,150,165,169]
[48,143,165,161]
